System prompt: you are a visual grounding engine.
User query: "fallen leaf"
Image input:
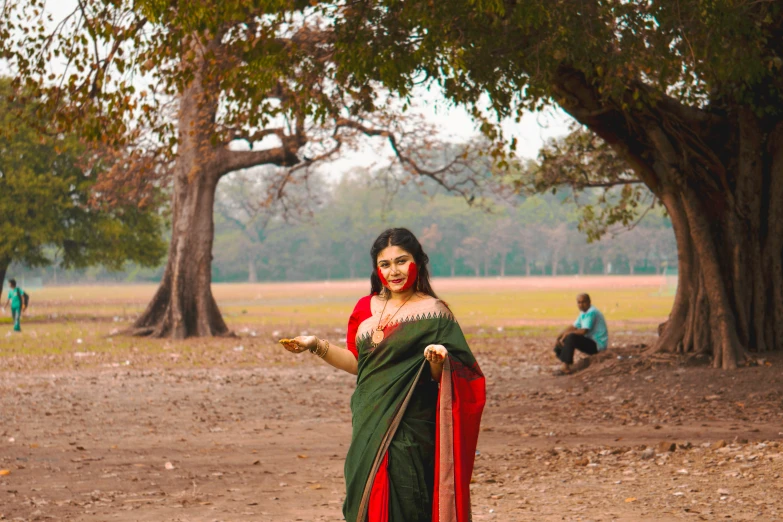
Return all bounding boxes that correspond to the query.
[0,469,10,476]
[625,497,637,503]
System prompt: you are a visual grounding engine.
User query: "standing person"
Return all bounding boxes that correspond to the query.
[553,293,609,375]
[3,279,25,332]
[280,227,486,522]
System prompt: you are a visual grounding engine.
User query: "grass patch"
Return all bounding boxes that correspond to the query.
[0,279,672,369]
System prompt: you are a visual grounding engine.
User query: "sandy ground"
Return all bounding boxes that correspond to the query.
[2,327,782,522]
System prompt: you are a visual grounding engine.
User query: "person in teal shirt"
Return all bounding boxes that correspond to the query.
[4,279,25,332]
[553,293,608,374]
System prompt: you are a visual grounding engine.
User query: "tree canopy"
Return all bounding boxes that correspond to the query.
[329,1,783,369]
[0,77,166,288]
[335,1,782,119]
[0,0,499,337]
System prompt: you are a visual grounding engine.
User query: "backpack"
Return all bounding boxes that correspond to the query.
[16,288,29,309]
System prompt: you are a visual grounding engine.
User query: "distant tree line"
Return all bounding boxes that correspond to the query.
[208,170,676,283]
[6,165,676,287]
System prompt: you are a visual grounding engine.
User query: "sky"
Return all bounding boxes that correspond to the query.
[28,1,574,172]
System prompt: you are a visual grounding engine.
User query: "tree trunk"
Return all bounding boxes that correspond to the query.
[130,34,302,338]
[132,54,228,339]
[499,254,506,277]
[248,258,257,283]
[132,155,227,338]
[578,257,585,275]
[0,258,9,294]
[525,259,531,276]
[554,67,783,368]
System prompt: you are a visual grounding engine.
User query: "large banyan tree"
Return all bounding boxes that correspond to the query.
[333,1,783,368]
[1,1,482,338]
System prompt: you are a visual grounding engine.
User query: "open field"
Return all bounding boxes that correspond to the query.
[2,277,782,521]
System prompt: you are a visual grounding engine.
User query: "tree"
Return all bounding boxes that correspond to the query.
[0,78,165,289]
[214,168,316,282]
[455,236,485,277]
[535,127,658,243]
[418,195,476,277]
[334,1,783,368]
[486,217,516,277]
[1,1,485,338]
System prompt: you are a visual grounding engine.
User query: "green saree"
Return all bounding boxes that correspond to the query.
[343,295,485,522]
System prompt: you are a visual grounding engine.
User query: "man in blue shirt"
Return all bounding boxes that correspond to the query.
[554,293,608,374]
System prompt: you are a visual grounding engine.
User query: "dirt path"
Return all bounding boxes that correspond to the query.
[2,334,782,521]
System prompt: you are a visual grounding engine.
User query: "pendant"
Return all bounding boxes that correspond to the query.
[371,329,385,345]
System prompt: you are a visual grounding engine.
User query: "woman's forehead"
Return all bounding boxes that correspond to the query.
[377,245,412,262]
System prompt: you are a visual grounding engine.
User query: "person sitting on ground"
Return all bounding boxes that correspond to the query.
[554,293,608,374]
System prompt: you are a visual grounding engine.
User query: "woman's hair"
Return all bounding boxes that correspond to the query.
[370,227,437,298]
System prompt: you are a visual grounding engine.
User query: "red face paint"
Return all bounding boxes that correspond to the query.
[378,262,418,291]
[377,267,389,287]
[401,262,418,291]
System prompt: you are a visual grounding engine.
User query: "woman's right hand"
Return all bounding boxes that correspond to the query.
[279,335,318,354]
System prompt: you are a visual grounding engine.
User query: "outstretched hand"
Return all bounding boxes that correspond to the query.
[279,335,317,354]
[424,344,448,365]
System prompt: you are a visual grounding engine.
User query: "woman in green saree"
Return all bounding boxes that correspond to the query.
[281,228,485,522]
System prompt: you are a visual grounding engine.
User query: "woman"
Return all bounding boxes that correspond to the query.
[281,228,485,522]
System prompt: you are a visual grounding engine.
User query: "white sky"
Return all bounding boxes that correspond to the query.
[30,1,574,173]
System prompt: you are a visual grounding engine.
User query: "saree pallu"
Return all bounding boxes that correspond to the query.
[343,298,485,522]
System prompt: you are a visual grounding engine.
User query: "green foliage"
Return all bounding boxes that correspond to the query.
[530,126,657,242]
[334,0,783,118]
[0,78,166,276]
[208,172,676,282]
[326,0,783,240]
[0,1,361,152]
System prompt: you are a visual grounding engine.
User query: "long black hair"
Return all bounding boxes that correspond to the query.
[370,228,437,298]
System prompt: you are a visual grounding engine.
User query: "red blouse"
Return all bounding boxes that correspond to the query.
[346,295,374,359]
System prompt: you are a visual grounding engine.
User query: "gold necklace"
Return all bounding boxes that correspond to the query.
[371,293,415,347]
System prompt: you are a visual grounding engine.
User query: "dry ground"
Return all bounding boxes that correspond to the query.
[1,278,782,521]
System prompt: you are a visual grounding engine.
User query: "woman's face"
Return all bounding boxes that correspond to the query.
[376,245,415,294]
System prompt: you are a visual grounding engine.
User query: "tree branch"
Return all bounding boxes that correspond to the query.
[216,145,299,177]
[223,127,286,147]
[334,117,479,200]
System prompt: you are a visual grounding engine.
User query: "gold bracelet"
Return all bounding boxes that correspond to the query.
[310,339,330,358]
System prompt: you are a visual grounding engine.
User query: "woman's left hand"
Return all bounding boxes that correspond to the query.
[424,344,448,364]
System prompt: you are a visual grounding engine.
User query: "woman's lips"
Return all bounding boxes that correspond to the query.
[391,278,404,284]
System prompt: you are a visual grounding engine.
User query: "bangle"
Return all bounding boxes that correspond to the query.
[310,339,330,358]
